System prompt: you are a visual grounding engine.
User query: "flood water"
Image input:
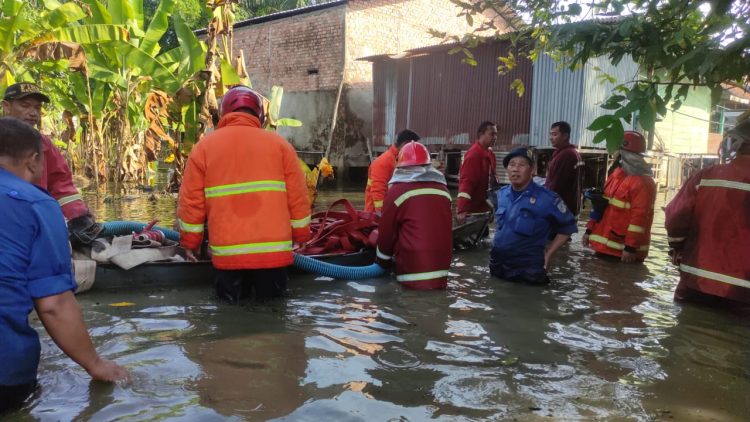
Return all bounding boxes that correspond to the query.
[10,189,750,421]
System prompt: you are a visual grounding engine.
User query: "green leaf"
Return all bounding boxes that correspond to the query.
[510,78,525,97]
[114,41,180,93]
[52,24,130,44]
[44,2,86,29]
[80,0,113,24]
[710,85,723,106]
[588,114,616,131]
[220,58,241,87]
[605,120,624,148]
[140,0,174,56]
[592,129,607,144]
[638,101,656,131]
[268,86,283,121]
[275,118,302,127]
[3,0,23,17]
[568,3,582,15]
[173,16,205,81]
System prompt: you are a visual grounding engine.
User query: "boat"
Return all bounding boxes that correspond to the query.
[91,249,376,291]
[88,213,490,291]
[452,212,492,246]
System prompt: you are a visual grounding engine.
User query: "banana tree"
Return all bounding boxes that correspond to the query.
[53,0,208,188]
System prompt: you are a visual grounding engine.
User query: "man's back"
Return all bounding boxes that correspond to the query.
[666,157,750,301]
[545,143,583,215]
[178,112,311,270]
[0,169,75,386]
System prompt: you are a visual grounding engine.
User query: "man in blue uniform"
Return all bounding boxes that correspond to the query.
[0,118,127,413]
[490,147,577,284]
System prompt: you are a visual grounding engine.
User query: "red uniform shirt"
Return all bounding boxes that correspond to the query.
[376,180,453,289]
[457,142,496,214]
[39,134,88,220]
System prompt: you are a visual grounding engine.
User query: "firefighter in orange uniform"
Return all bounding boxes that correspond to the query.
[177,86,311,302]
[583,131,656,263]
[666,119,750,306]
[364,129,420,212]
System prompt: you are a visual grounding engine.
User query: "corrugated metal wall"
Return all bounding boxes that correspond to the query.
[529,54,638,148]
[372,41,533,149]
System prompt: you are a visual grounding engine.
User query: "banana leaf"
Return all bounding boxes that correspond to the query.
[114,41,180,93]
[173,16,205,81]
[140,0,174,56]
[52,24,130,45]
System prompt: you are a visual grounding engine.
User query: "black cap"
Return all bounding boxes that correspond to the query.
[3,83,50,103]
[503,147,534,168]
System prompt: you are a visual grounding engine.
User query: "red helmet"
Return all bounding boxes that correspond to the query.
[219,86,265,124]
[397,141,431,167]
[622,131,646,154]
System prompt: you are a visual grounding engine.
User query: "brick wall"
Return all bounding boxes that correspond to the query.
[230,5,346,94]
[344,0,508,86]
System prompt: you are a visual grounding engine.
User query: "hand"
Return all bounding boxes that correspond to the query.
[184,248,198,262]
[87,357,129,383]
[456,212,467,225]
[669,249,682,266]
[544,253,550,271]
[621,250,637,263]
[581,234,590,247]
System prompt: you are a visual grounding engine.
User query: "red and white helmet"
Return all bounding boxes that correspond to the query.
[219,86,265,124]
[622,131,646,154]
[397,141,431,167]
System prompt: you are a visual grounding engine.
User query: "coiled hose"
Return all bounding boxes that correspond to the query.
[101,221,386,280]
[101,221,180,241]
[293,253,385,280]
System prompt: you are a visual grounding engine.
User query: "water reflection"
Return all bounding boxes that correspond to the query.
[9,190,748,421]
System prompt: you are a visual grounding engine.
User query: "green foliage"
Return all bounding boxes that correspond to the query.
[447,0,750,152]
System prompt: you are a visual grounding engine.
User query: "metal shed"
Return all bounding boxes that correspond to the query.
[529,54,639,148]
[369,40,534,150]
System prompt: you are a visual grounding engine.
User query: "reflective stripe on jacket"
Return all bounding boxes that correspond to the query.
[457,142,496,214]
[364,145,398,212]
[586,167,656,260]
[177,112,311,269]
[665,156,750,304]
[376,181,453,289]
[39,134,88,220]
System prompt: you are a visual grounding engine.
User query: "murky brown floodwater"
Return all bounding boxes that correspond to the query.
[9,189,749,421]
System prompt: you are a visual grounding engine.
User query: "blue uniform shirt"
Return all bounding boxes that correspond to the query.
[0,168,76,386]
[490,182,577,280]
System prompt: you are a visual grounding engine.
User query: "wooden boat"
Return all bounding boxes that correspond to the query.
[452,212,491,246]
[92,249,376,290]
[90,213,490,291]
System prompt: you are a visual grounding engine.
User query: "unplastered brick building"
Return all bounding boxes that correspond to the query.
[201,0,510,174]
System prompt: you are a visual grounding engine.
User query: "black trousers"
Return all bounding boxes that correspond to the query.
[0,381,36,414]
[214,267,288,303]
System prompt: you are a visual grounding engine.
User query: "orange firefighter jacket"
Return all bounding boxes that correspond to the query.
[586,167,656,260]
[364,145,398,212]
[177,112,311,270]
[665,156,750,304]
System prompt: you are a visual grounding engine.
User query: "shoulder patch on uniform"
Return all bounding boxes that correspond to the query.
[556,198,568,213]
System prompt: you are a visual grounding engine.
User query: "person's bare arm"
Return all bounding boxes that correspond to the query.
[35,291,128,382]
[545,233,571,270]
